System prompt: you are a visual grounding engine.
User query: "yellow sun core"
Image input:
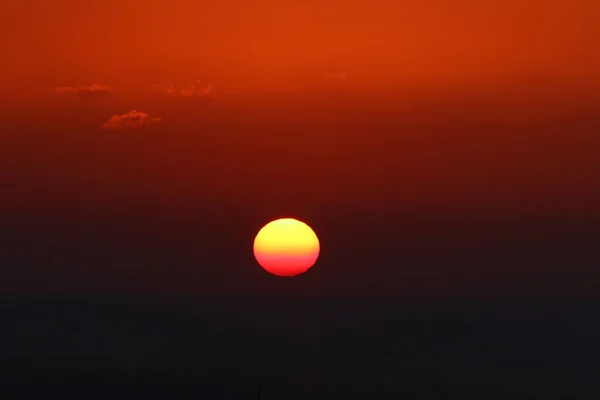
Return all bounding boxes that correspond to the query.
[253,218,320,277]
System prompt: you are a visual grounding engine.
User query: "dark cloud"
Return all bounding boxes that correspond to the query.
[101,110,161,131]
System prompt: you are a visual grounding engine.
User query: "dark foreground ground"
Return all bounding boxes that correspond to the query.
[1,296,599,399]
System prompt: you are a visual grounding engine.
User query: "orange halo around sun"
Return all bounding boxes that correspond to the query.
[253,218,320,277]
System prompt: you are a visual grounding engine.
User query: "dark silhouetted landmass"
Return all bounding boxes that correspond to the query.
[1,296,599,399]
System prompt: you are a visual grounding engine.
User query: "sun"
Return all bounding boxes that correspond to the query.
[253,218,320,277]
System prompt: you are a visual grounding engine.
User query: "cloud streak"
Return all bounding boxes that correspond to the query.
[153,83,213,97]
[56,84,111,95]
[101,110,161,131]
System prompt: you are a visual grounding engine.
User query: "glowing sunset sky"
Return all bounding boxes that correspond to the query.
[0,0,599,295]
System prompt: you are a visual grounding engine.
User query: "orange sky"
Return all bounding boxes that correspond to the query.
[2,0,599,96]
[1,0,599,219]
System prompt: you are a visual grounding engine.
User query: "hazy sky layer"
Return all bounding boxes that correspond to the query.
[2,88,598,214]
[2,86,599,295]
[2,0,599,96]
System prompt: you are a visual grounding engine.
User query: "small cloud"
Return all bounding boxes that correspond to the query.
[199,84,213,96]
[153,83,213,97]
[101,110,161,131]
[324,72,348,81]
[56,84,111,95]
[180,86,195,97]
